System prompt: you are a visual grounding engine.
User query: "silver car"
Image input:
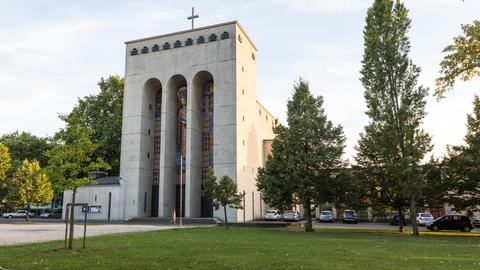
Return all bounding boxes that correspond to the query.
[318,211,334,223]
[416,212,434,226]
[2,210,35,219]
[283,210,301,222]
[264,210,282,221]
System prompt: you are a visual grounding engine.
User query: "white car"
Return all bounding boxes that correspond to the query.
[318,211,334,223]
[264,210,282,221]
[416,212,434,226]
[283,210,301,222]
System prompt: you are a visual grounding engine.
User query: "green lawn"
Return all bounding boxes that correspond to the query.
[0,227,479,270]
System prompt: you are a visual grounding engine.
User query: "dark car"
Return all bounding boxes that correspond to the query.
[389,211,407,226]
[342,210,358,224]
[40,209,62,219]
[426,215,473,232]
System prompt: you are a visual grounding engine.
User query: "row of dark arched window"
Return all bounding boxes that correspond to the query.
[130,31,230,56]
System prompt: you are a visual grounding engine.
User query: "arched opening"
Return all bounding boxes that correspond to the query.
[192,71,214,217]
[142,78,162,217]
[165,74,187,218]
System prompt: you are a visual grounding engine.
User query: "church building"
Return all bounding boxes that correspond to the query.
[64,20,276,222]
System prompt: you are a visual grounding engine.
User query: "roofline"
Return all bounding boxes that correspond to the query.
[124,20,257,51]
[256,100,277,120]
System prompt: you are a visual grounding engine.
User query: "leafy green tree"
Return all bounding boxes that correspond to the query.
[0,132,54,169]
[47,118,109,248]
[444,96,480,213]
[256,126,294,212]
[435,20,480,98]
[61,75,124,175]
[358,0,432,236]
[0,143,11,205]
[12,160,53,221]
[203,169,243,228]
[257,79,346,232]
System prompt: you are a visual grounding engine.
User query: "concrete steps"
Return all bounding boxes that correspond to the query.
[129,217,221,225]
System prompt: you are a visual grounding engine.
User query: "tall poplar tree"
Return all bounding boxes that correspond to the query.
[358,0,431,236]
[257,79,346,232]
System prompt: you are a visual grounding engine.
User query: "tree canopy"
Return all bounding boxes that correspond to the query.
[435,20,480,98]
[12,159,53,221]
[444,95,480,213]
[203,169,243,228]
[61,75,124,175]
[257,78,346,232]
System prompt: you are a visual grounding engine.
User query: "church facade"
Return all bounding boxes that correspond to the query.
[119,21,276,221]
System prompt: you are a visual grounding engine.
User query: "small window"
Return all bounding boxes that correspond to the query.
[242,115,245,122]
[242,89,244,95]
[259,109,262,115]
[163,42,170,50]
[252,53,256,61]
[152,44,159,52]
[141,46,149,54]
[197,36,205,44]
[221,31,230,39]
[242,66,244,72]
[130,48,138,56]
[185,38,193,46]
[174,40,182,48]
[238,34,242,43]
[209,34,217,42]
[147,152,150,158]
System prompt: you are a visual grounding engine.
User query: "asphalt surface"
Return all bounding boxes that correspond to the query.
[0,222,210,246]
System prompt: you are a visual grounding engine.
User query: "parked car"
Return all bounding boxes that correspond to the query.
[283,211,301,222]
[342,210,358,224]
[264,210,282,221]
[40,209,63,219]
[318,211,334,223]
[1,210,35,219]
[469,216,480,228]
[416,212,434,226]
[426,215,473,232]
[389,211,407,226]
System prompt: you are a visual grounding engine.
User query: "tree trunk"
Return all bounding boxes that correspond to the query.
[409,196,419,237]
[68,189,76,249]
[223,205,228,229]
[398,207,404,232]
[304,199,313,232]
[25,204,30,222]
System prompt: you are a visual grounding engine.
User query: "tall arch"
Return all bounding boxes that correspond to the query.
[162,74,188,217]
[141,78,162,217]
[191,71,214,217]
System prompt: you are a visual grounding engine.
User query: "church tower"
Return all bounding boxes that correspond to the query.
[119,21,276,221]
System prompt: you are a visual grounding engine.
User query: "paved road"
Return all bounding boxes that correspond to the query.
[0,223,207,246]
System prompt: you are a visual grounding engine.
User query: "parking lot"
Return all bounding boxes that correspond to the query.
[0,222,204,246]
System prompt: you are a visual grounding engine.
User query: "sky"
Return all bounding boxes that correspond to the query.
[1,0,479,161]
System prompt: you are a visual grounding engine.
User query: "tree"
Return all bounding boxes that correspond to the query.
[435,20,480,98]
[202,169,243,228]
[358,0,432,236]
[0,132,53,169]
[444,95,480,213]
[257,79,346,232]
[61,75,124,175]
[12,160,53,222]
[47,118,109,248]
[0,143,11,205]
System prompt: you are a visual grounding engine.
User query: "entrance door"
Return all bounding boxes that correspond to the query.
[175,184,185,217]
[151,185,158,217]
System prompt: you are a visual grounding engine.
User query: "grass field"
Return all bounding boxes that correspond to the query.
[0,227,479,270]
